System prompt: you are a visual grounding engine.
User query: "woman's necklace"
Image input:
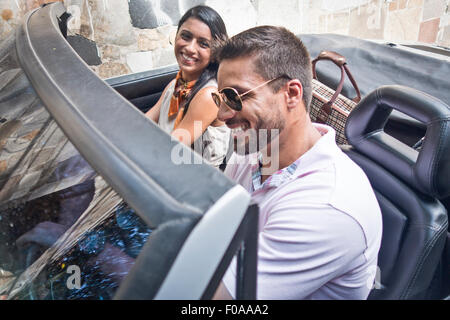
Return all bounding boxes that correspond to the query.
[176,76,195,99]
[179,77,189,89]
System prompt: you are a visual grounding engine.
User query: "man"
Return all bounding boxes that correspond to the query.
[212,26,382,299]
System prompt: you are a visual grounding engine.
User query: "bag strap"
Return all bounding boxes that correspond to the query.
[311,51,361,122]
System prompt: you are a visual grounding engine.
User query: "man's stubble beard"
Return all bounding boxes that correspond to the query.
[233,105,286,156]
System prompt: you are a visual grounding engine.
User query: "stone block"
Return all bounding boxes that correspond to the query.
[137,34,162,52]
[129,0,184,29]
[138,28,162,41]
[126,51,153,73]
[66,0,84,34]
[440,11,449,27]
[98,62,131,79]
[407,0,424,8]
[151,47,177,69]
[307,0,323,10]
[137,28,170,51]
[328,11,350,33]
[157,24,175,38]
[169,27,177,45]
[318,15,330,34]
[86,0,136,46]
[438,24,450,47]
[385,7,422,41]
[100,44,122,61]
[389,1,398,11]
[398,0,407,9]
[419,18,440,43]
[205,0,257,36]
[397,0,408,10]
[301,7,324,34]
[254,0,301,34]
[349,0,387,40]
[423,0,446,21]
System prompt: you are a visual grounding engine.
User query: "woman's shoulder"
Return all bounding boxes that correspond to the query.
[200,78,218,89]
[195,78,218,98]
[188,86,216,109]
[192,78,218,99]
[189,85,219,112]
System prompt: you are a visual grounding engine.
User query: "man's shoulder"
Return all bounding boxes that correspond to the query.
[267,148,382,247]
[330,150,380,212]
[330,150,383,261]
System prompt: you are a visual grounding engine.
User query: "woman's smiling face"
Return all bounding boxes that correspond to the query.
[174,17,212,82]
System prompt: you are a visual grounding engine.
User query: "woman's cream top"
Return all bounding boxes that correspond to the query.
[158,79,230,168]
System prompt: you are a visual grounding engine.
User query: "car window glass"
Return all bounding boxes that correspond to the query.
[0,91,151,299]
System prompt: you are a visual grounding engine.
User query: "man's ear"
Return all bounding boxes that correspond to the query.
[284,79,303,110]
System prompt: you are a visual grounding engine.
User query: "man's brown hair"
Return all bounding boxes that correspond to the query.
[218,26,312,111]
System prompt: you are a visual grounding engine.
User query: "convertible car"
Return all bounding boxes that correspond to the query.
[0,2,449,300]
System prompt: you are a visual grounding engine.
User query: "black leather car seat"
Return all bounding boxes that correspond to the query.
[342,85,450,299]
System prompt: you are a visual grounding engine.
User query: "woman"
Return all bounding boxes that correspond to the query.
[145,5,230,168]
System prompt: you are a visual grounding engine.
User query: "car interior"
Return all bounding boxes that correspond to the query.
[105,38,450,301]
[108,61,450,300]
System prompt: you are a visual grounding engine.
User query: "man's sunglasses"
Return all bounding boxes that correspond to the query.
[211,75,289,111]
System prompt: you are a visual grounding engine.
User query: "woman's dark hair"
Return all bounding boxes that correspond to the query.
[177,5,228,116]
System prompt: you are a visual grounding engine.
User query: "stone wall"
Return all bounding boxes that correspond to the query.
[298,0,449,46]
[1,0,449,80]
[0,0,259,78]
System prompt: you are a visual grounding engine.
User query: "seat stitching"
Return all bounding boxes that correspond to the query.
[401,221,448,299]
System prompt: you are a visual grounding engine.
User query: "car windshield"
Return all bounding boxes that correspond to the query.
[0,107,152,299]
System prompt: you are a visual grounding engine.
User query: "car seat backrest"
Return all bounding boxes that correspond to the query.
[342,85,449,299]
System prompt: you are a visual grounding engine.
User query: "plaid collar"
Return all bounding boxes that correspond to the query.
[251,153,300,192]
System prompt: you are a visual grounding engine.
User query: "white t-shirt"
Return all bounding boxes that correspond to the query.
[222,123,383,299]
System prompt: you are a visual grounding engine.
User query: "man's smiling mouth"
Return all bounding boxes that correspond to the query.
[228,122,252,139]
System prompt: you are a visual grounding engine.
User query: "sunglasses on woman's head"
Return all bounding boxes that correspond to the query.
[211,75,289,111]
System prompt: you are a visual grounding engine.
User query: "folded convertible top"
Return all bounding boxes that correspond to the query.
[301,34,450,104]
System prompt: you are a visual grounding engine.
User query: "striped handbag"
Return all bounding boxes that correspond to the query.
[309,51,362,145]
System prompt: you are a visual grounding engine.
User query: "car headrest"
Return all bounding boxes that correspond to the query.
[345,85,450,199]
